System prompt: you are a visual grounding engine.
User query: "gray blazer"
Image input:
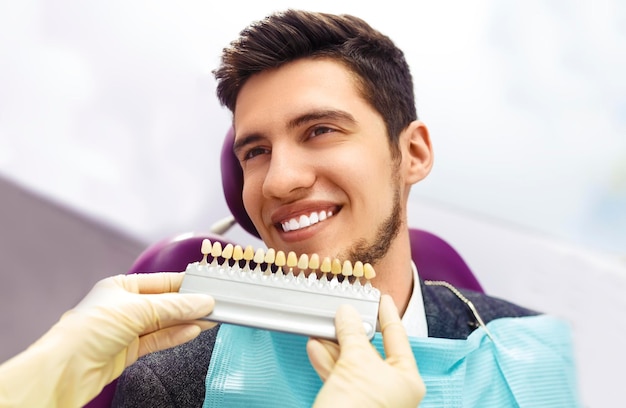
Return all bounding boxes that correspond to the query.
[112,281,537,407]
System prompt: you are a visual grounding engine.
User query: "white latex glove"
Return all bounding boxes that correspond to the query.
[0,272,215,408]
[307,294,426,408]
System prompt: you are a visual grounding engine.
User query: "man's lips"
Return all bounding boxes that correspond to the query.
[275,207,340,233]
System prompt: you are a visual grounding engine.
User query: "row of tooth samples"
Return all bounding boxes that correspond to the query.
[198,239,376,286]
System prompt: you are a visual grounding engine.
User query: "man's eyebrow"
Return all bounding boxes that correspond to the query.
[287,109,356,130]
[232,134,263,156]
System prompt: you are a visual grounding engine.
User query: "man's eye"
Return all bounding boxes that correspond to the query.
[243,147,270,161]
[310,126,335,138]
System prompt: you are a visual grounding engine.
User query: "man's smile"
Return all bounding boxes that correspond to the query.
[279,209,337,232]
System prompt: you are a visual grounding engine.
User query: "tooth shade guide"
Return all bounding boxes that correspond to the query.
[194,242,379,290]
[181,243,381,340]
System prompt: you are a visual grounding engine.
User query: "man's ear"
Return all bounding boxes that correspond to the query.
[401,120,433,185]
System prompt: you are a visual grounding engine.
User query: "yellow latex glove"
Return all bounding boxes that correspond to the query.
[0,272,215,408]
[307,294,426,408]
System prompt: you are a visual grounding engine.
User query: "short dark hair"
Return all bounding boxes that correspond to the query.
[214,9,417,153]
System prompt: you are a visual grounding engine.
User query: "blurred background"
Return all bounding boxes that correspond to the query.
[1,1,624,406]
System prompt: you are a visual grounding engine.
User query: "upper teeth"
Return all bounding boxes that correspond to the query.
[281,210,333,232]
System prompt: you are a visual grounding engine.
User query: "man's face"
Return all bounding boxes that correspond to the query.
[233,58,404,265]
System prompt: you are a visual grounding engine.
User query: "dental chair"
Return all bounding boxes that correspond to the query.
[85,128,483,407]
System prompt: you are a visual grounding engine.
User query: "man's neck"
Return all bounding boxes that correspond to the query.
[369,235,414,317]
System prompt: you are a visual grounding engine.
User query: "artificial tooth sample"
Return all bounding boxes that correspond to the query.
[297,253,309,279]
[320,257,332,280]
[353,261,364,285]
[353,261,364,277]
[243,245,255,270]
[341,260,353,287]
[233,245,244,264]
[264,248,276,263]
[200,239,212,265]
[297,253,309,270]
[210,241,223,266]
[330,258,342,282]
[264,248,276,275]
[211,241,223,258]
[286,251,298,276]
[363,263,376,288]
[275,250,286,275]
[309,253,320,271]
[342,260,353,277]
[253,248,266,273]
[222,243,234,260]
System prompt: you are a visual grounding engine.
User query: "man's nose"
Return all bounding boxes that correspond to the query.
[262,146,315,199]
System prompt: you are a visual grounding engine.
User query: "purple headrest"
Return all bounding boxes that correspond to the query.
[220,127,260,238]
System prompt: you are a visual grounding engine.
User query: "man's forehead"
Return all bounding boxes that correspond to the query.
[232,68,374,145]
[234,58,361,112]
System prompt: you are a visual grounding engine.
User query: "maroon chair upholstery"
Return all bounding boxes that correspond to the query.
[220,127,484,292]
[408,228,483,292]
[125,232,235,274]
[220,127,258,238]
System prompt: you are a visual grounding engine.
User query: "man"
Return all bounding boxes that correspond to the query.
[112,10,544,407]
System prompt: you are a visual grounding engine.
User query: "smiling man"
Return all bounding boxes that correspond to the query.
[111,10,567,407]
[231,57,430,317]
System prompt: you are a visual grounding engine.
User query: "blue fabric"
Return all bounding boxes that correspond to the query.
[203,315,579,407]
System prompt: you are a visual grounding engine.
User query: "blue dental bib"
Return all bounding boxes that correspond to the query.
[203,315,579,407]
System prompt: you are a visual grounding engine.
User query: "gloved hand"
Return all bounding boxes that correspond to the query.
[307,294,426,408]
[0,272,215,408]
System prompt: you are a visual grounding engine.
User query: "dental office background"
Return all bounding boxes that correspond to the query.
[1,1,624,406]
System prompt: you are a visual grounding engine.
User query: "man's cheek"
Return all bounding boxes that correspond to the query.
[242,187,261,222]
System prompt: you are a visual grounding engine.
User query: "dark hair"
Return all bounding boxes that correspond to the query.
[214,9,417,153]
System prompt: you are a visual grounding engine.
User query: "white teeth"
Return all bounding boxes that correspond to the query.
[288,219,299,231]
[299,214,311,227]
[281,210,334,232]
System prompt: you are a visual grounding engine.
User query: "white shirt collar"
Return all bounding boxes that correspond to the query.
[400,261,428,338]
